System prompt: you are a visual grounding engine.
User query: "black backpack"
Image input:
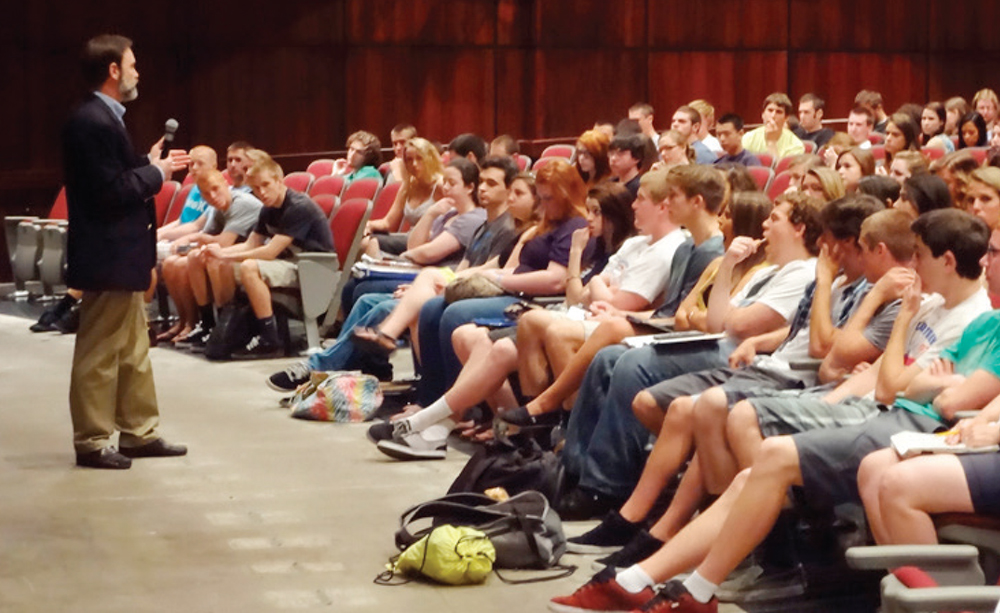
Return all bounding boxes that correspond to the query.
[204,301,254,360]
[448,435,566,505]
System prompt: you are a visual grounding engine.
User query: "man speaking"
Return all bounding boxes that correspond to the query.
[63,34,191,469]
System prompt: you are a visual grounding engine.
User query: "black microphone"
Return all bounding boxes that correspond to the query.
[160,118,179,159]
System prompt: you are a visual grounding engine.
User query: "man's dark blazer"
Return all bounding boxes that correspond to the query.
[62,94,163,291]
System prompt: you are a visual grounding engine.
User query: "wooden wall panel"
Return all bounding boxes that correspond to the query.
[789,53,928,117]
[345,48,495,146]
[790,0,929,51]
[348,0,493,45]
[648,52,788,125]
[533,0,647,48]
[649,0,788,50]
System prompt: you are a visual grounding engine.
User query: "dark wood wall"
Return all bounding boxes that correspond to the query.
[2,0,999,281]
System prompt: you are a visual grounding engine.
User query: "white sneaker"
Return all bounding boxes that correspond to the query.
[375,421,447,460]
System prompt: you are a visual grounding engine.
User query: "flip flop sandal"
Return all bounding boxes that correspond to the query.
[352,326,398,356]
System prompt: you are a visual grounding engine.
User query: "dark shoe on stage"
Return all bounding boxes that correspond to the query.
[352,326,398,356]
[76,447,132,469]
[232,335,284,360]
[120,438,188,458]
[499,406,564,428]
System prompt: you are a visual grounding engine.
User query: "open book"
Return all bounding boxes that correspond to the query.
[621,331,726,349]
[352,255,422,280]
[890,430,999,459]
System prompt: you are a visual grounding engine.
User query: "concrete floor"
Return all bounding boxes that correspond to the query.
[0,310,756,613]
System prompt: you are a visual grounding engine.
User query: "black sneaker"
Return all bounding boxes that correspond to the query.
[557,487,625,522]
[716,563,806,603]
[366,421,395,444]
[566,510,641,554]
[232,335,284,360]
[593,529,665,570]
[267,361,311,392]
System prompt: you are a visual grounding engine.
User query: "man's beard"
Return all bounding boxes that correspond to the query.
[119,81,138,102]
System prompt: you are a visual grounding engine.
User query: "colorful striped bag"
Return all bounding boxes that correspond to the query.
[289,371,383,422]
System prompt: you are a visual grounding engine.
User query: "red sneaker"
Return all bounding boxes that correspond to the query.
[549,568,656,613]
[630,581,718,613]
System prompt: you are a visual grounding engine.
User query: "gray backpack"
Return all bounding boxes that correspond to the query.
[394,491,574,579]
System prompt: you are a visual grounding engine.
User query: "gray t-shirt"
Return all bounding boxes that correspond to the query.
[202,190,263,241]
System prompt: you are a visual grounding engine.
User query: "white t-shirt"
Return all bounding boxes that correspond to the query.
[604,229,688,304]
[701,134,723,153]
[730,258,818,323]
[904,288,992,370]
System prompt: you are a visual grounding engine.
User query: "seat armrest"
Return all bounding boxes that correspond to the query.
[896,586,1000,612]
[846,544,980,570]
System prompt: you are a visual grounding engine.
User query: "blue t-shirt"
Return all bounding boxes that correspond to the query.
[515,216,593,273]
[178,185,207,223]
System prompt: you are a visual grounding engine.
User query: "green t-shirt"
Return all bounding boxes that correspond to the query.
[896,310,1000,421]
[345,166,382,185]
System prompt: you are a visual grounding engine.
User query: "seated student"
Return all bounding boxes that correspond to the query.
[801,166,846,203]
[160,170,262,344]
[859,228,1000,546]
[741,93,805,160]
[968,167,1000,230]
[566,198,901,563]
[958,111,989,149]
[443,133,488,166]
[503,176,690,426]
[265,158,527,392]
[367,182,640,460]
[945,97,972,138]
[364,137,443,256]
[835,146,876,193]
[550,209,995,613]
[223,141,254,193]
[503,166,735,427]
[894,173,953,219]
[384,124,417,184]
[888,150,928,185]
[156,145,218,242]
[629,102,660,146]
[412,159,596,408]
[882,112,921,170]
[857,88,890,133]
[931,150,979,208]
[670,106,716,165]
[652,129,694,171]
[792,93,835,149]
[846,104,876,150]
[857,174,901,208]
[575,129,612,187]
[711,113,760,167]
[489,134,519,159]
[341,158,487,311]
[608,133,649,198]
[689,100,722,154]
[974,88,1000,137]
[557,192,823,520]
[196,152,333,359]
[331,131,383,184]
[920,102,956,152]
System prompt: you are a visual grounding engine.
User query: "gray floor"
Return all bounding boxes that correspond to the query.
[0,310,752,613]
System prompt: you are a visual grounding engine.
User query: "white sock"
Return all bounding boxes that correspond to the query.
[405,397,456,441]
[682,571,717,604]
[615,565,656,594]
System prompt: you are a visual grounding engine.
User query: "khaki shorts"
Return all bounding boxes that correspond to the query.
[234,258,299,289]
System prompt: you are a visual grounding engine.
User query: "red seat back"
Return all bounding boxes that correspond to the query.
[154,180,181,226]
[309,175,345,198]
[371,182,402,228]
[283,171,314,193]
[307,159,336,177]
[966,147,989,165]
[515,154,532,171]
[330,198,370,265]
[49,187,68,220]
[802,141,816,154]
[767,171,793,200]
[342,177,381,202]
[164,183,194,225]
[756,152,774,168]
[540,144,575,159]
[921,147,947,162]
[747,166,774,191]
[312,194,338,218]
[774,155,796,175]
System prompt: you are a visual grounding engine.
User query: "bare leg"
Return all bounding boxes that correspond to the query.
[157,257,185,338]
[516,310,557,396]
[440,327,519,419]
[525,317,636,415]
[376,268,446,339]
[726,399,767,470]
[167,257,197,336]
[207,257,237,307]
[618,394,696,522]
[876,453,974,544]
[541,320,586,392]
[648,458,709,541]
[239,260,273,318]
[692,387,739,494]
[188,252,212,307]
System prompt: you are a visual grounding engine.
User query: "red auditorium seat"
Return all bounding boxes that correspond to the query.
[515,154,532,171]
[767,170,793,200]
[540,144,575,159]
[48,187,68,220]
[755,152,774,168]
[312,194,338,218]
[309,175,345,198]
[921,147,946,162]
[802,141,816,154]
[370,182,402,228]
[868,133,885,145]
[307,159,336,177]
[154,180,181,226]
[966,147,989,165]
[773,156,796,174]
[747,166,774,192]
[283,171,314,193]
[870,145,886,161]
[163,183,194,225]
[341,177,381,202]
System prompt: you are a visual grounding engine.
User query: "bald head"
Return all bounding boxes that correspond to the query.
[188,145,218,183]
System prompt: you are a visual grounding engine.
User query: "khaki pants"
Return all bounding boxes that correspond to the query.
[69,291,160,453]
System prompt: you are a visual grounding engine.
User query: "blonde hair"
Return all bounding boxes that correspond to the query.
[189,145,218,169]
[806,166,846,202]
[245,149,283,181]
[402,137,444,188]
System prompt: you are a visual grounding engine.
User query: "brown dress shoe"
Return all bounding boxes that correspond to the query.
[120,438,188,458]
[76,447,132,469]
